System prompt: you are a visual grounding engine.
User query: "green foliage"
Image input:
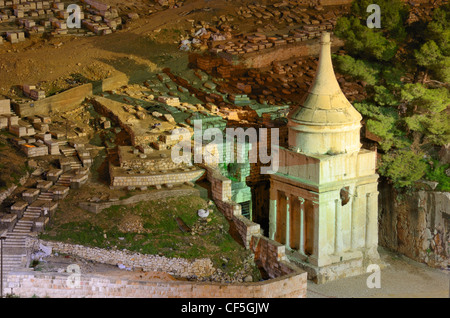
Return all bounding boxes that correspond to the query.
[426,4,450,53]
[373,85,399,106]
[350,0,409,38]
[355,101,409,152]
[378,150,428,188]
[333,54,380,85]
[414,5,450,82]
[401,84,450,113]
[41,221,107,247]
[433,56,450,83]
[425,160,450,191]
[415,41,450,83]
[404,113,450,146]
[415,40,443,68]
[336,1,449,189]
[381,66,405,88]
[335,16,398,61]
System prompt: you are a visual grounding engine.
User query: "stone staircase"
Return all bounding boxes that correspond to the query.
[0,252,27,291]
[1,204,46,294]
[0,168,67,289]
[59,145,77,157]
[0,140,93,294]
[55,174,72,187]
[60,156,83,171]
[37,191,53,201]
[0,213,33,279]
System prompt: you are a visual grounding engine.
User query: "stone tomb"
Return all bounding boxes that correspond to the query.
[268,33,380,284]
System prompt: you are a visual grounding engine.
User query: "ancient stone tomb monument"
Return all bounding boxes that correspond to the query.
[268,32,380,283]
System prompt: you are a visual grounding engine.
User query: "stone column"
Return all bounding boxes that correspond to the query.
[299,197,305,254]
[269,185,277,241]
[351,193,358,250]
[365,192,378,249]
[335,198,343,254]
[312,200,320,265]
[269,199,277,240]
[285,196,290,249]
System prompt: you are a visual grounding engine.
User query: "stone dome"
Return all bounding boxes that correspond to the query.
[288,32,362,155]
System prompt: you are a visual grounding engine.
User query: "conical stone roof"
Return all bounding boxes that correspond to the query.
[289,32,362,126]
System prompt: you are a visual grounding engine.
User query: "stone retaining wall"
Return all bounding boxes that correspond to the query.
[5,269,307,298]
[379,182,449,269]
[33,239,216,278]
[90,96,152,147]
[250,236,298,279]
[14,84,93,117]
[109,167,205,189]
[79,188,200,214]
[241,37,344,69]
[202,165,306,282]
[204,165,260,248]
[13,73,130,118]
[101,72,129,93]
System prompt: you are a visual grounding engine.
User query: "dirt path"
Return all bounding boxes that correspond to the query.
[307,248,449,298]
[0,0,240,97]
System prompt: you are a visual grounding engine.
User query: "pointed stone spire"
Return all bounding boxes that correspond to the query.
[289,32,362,126]
[309,32,343,98]
[288,32,362,155]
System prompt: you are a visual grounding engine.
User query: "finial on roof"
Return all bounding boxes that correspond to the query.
[309,31,342,97]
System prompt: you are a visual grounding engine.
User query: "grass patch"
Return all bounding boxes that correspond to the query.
[40,195,256,277]
[119,192,134,200]
[0,137,29,189]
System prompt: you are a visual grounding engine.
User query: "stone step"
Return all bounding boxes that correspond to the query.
[24,210,41,214]
[6,231,26,236]
[24,210,41,215]
[14,223,33,227]
[38,193,53,197]
[23,212,41,217]
[11,230,30,233]
[6,233,27,237]
[15,224,33,229]
[4,242,26,246]
[11,231,31,236]
[0,256,23,261]
[4,237,26,241]
[15,222,33,227]
[3,247,26,251]
[17,218,36,222]
[4,239,26,243]
[16,219,34,223]
[2,246,26,251]
[26,206,43,210]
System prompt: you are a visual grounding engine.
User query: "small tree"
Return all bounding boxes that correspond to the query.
[378,150,428,188]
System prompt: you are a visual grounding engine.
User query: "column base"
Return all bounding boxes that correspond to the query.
[286,248,381,284]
